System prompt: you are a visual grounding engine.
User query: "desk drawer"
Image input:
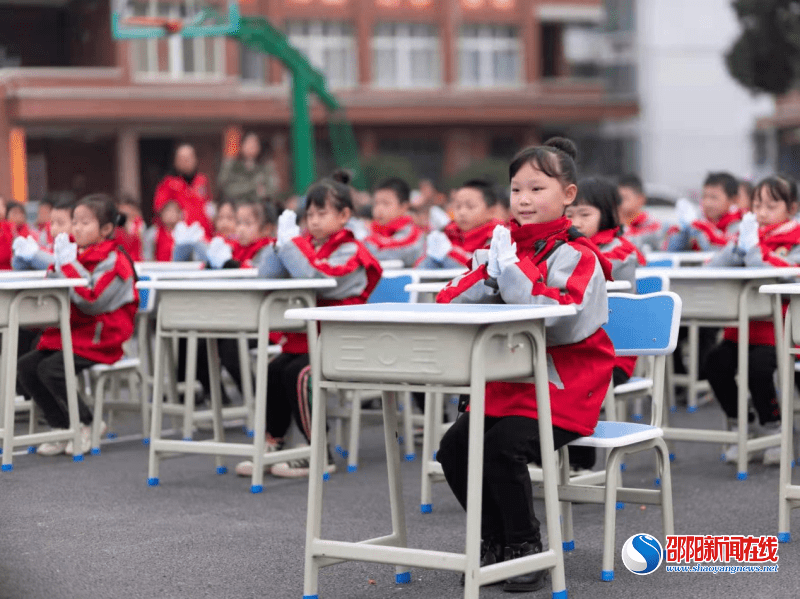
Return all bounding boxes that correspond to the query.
[159,290,312,333]
[671,280,772,320]
[0,292,60,327]
[320,322,535,386]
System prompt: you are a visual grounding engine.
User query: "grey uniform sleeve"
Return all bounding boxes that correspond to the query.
[708,242,744,267]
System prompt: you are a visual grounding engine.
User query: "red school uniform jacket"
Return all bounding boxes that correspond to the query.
[709,219,800,346]
[0,221,14,270]
[431,219,503,267]
[230,236,275,268]
[259,228,383,354]
[437,217,616,436]
[153,173,214,238]
[590,227,646,377]
[623,211,663,252]
[38,240,139,364]
[364,215,425,267]
[663,208,743,251]
[114,216,145,262]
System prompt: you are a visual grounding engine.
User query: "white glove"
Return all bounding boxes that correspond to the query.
[12,235,40,261]
[676,198,698,228]
[428,206,451,231]
[276,209,300,249]
[487,225,518,278]
[737,212,759,253]
[187,221,205,243]
[207,236,233,269]
[172,222,191,245]
[426,231,452,262]
[53,232,77,270]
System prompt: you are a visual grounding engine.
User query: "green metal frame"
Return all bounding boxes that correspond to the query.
[111,6,364,194]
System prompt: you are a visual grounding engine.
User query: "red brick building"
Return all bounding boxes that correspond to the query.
[0,0,637,220]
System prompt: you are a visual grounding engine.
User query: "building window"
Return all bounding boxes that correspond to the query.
[372,23,441,88]
[541,22,603,79]
[606,0,635,33]
[240,47,266,84]
[458,24,520,87]
[129,2,224,78]
[286,21,357,88]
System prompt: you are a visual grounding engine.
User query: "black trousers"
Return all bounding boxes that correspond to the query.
[704,340,780,425]
[436,413,579,545]
[673,326,718,380]
[17,350,97,429]
[265,352,310,442]
[177,337,247,403]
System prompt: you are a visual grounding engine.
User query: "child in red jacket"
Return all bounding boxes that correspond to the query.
[235,171,382,479]
[364,177,424,266]
[705,175,800,466]
[418,179,502,269]
[143,199,183,262]
[436,139,615,593]
[17,193,138,457]
[114,194,146,262]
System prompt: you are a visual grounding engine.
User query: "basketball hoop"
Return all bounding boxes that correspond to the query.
[122,16,184,35]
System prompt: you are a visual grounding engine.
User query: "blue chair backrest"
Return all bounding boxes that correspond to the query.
[137,274,152,313]
[643,259,675,268]
[368,274,414,304]
[603,292,682,356]
[636,275,665,295]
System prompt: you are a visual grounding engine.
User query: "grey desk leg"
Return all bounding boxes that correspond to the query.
[207,337,226,474]
[382,390,411,584]
[249,302,271,494]
[401,391,415,461]
[57,292,83,462]
[237,334,255,436]
[1,325,14,470]
[303,320,326,599]
[182,333,198,441]
[779,306,794,542]
[687,323,699,413]
[420,391,435,514]
[736,290,750,479]
[347,389,362,473]
[147,320,167,486]
[164,340,180,431]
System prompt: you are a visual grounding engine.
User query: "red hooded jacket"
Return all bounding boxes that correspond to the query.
[38,240,138,364]
[153,173,214,237]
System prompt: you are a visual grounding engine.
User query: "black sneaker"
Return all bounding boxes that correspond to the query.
[461,538,504,586]
[502,542,548,593]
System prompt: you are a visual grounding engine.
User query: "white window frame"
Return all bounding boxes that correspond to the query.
[457,24,521,88]
[372,23,441,89]
[129,1,225,81]
[286,20,357,89]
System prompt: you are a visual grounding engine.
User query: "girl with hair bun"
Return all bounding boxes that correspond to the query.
[435,138,616,593]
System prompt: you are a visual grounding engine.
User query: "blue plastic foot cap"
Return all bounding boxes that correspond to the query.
[398,436,404,444]
[670,406,678,413]
[669,453,676,462]
[404,454,415,462]
[654,478,661,487]
[142,438,150,445]
[633,414,643,421]
[420,504,432,514]
[432,451,437,460]
[335,445,343,454]
[616,502,625,510]
[687,406,698,413]
[250,484,263,494]
[720,453,727,462]
[90,448,100,456]
[1,463,13,472]
[737,472,748,481]
[620,463,627,471]
[27,446,36,454]
[0,447,3,454]
[563,540,575,551]
[246,430,255,438]
[552,591,568,599]
[793,460,797,468]
[72,455,84,462]
[778,532,791,543]
[322,472,330,481]
[601,570,614,581]
[107,432,118,439]
[302,595,319,599]
[216,466,227,475]
[347,465,358,473]
[395,572,411,584]
[147,477,159,486]
[182,437,193,442]
[341,450,349,458]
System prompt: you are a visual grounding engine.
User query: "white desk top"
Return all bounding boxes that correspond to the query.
[285,302,576,325]
[405,279,632,294]
[134,261,204,272]
[760,283,800,296]
[642,267,800,280]
[645,251,715,264]
[139,268,258,281]
[137,278,337,292]
[384,268,467,281]
[0,270,47,280]
[0,277,89,290]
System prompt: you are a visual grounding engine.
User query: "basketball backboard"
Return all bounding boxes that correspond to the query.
[111,0,241,39]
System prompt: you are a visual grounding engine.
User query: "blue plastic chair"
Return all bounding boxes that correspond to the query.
[367,273,416,304]
[558,292,681,582]
[643,258,676,268]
